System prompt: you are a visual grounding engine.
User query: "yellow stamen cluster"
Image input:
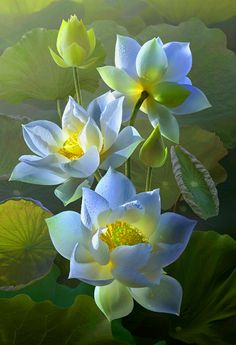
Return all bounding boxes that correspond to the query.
[100,220,147,250]
[58,132,84,160]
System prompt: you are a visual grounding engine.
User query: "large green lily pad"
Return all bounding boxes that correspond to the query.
[137,19,236,148]
[0,199,55,290]
[0,0,59,14]
[0,294,127,345]
[0,28,75,102]
[149,0,236,25]
[133,117,227,210]
[167,231,236,345]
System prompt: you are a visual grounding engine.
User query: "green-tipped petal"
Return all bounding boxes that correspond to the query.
[139,124,168,168]
[63,43,87,67]
[87,28,96,55]
[136,38,167,82]
[97,66,140,95]
[153,82,191,108]
[56,19,67,56]
[49,48,68,68]
[143,98,179,143]
[94,280,134,321]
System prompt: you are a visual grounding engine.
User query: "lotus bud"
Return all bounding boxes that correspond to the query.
[139,124,167,167]
[49,15,97,68]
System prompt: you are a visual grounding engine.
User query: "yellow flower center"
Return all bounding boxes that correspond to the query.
[58,132,84,160]
[100,220,147,250]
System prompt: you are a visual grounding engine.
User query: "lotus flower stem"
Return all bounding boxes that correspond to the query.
[125,91,148,178]
[72,67,82,105]
[94,170,102,182]
[56,99,62,119]
[145,166,153,191]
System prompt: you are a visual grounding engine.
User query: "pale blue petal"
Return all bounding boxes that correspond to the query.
[178,76,192,85]
[172,85,211,115]
[10,161,67,185]
[69,243,113,285]
[100,126,143,170]
[90,229,110,265]
[95,168,136,208]
[111,244,153,287]
[87,91,115,125]
[94,281,134,321]
[143,98,179,143]
[79,118,103,152]
[130,275,182,315]
[99,97,124,151]
[23,120,64,157]
[115,35,141,78]
[112,91,139,123]
[136,38,168,82]
[163,42,192,82]
[131,189,161,239]
[81,188,109,230]
[149,212,196,267]
[46,211,82,259]
[63,146,100,178]
[54,177,93,206]
[62,96,88,133]
[107,200,144,224]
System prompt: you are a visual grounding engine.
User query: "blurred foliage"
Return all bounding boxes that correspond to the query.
[148,0,236,25]
[0,294,127,345]
[0,199,55,290]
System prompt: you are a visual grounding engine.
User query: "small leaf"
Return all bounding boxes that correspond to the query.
[170,145,219,219]
[0,199,56,290]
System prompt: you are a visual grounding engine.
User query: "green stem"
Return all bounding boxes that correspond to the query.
[94,170,102,182]
[145,166,153,191]
[56,99,62,119]
[72,67,82,105]
[125,91,148,179]
[173,194,182,213]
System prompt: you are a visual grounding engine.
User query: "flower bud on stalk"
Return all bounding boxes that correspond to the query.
[139,124,168,168]
[49,15,97,69]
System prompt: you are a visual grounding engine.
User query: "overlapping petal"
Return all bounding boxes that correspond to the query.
[130,275,182,315]
[115,35,141,78]
[94,280,134,321]
[46,211,82,259]
[23,120,64,157]
[163,42,192,82]
[62,96,88,133]
[79,118,103,152]
[100,126,143,170]
[136,38,168,82]
[95,168,136,208]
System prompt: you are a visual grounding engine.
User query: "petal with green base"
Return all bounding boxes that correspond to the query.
[153,82,191,108]
[0,199,56,290]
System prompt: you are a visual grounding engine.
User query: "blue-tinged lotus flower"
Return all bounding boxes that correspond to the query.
[46,169,196,320]
[98,35,211,143]
[10,94,142,205]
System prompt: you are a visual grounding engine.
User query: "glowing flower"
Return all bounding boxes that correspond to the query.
[46,169,196,320]
[10,94,142,205]
[49,15,98,69]
[98,35,211,143]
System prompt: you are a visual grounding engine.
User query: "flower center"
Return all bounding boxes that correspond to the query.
[58,132,84,160]
[100,220,147,250]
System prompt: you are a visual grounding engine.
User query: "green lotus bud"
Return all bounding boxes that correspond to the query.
[49,15,97,68]
[139,124,168,168]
